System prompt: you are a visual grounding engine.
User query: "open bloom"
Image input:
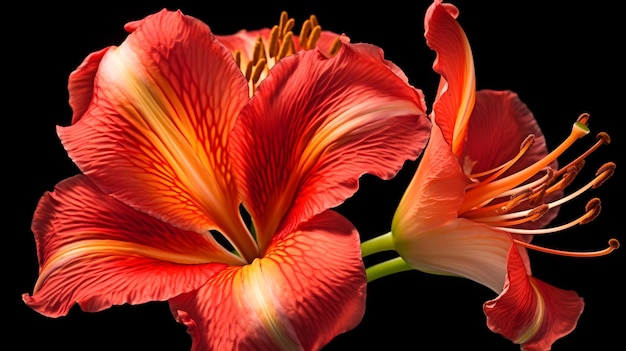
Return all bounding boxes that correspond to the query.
[388,1,619,350]
[23,9,430,350]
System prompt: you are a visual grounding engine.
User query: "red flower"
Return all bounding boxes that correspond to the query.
[23,10,430,350]
[390,1,618,350]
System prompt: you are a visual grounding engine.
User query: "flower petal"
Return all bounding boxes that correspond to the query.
[484,245,584,351]
[467,90,562,230]
[396,217,510,293]
[231,42,429,250]
[425,0,476,156]
[393,123,472,236]
[169,210,366,351]
[23,175,236,318]
[58,10,252,245]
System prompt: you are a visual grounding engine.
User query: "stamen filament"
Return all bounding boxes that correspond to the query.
[493,198,599,234]
[513,238,620,257]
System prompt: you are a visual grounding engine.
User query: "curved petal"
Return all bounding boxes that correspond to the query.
[395,217,510,293]
[169,210,366,351]
[57,10,253,249]
[425,0,475,156]
[484,245,584,351]
[467,90,563,230]
[67,47,111,124]
[393,124,472,236]
[23,175,235,318]
[231,42,429,250]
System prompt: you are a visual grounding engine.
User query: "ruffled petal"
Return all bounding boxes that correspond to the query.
[467,90,563,230]
[231,42,429,250]
[425,0,475,156]
[484,245,584,351]
[67,47,111,124]
[169,210,366,351]
[58,10,252,248]
[23,175,235,318]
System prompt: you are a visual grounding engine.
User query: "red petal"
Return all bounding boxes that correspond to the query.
[425,0,476,156]
[393,124,472,236]
[231,42,429,250]
[67,47,110,124]
[484,245,584,350]
[169,210,366,351]
[23,175,236,318]
[58,10,251,244]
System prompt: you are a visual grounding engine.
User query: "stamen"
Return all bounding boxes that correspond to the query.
[493,198,601,235]
[268,25,280,58]
[513,238,620,258]
[461,117,592,213]
[250,59,267,90]
[278,11,289,36]
[277,32,294,60]
[299,20,313,46]
[475,204,550,227]
[554,132,610,179]
[306,25,322,50]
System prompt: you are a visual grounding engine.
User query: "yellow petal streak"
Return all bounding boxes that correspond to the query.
[514,280,545,345]
[34,239,223,294]
[242,258,301,350]
[107,46,258,261]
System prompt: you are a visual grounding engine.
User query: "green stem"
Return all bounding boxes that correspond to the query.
[366,257,413,283]
[360,231,394,258]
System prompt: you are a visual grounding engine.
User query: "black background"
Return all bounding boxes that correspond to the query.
[9,1,624,350]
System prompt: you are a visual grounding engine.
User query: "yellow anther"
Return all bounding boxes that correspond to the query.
[277,32,294,60]
[268,25,280,58]
[279,11,289,37]
[329,37,343,56]
[250,58,267,86]
[283,18,295,36]
[306,25,322,50]
[299,20,312,43]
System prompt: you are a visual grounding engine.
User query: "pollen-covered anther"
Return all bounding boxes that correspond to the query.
[579,198,601,225]
[527,204,550,222]
[592,162,616,189]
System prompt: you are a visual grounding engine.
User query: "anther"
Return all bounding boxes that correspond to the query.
[299,19,312,44]
[580,198,601,224]
[306,25,322,50]
[268,26,280,58]
[527,204,550,222]
[329,37,343,56]
[277,32,294,60]
[597,131,611,145]
[592,162,615,189]
[278,11,289,35]
[250,59,267,87]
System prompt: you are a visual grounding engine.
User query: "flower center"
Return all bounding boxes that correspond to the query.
[233,11,342,95]
[459,113,619,257]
